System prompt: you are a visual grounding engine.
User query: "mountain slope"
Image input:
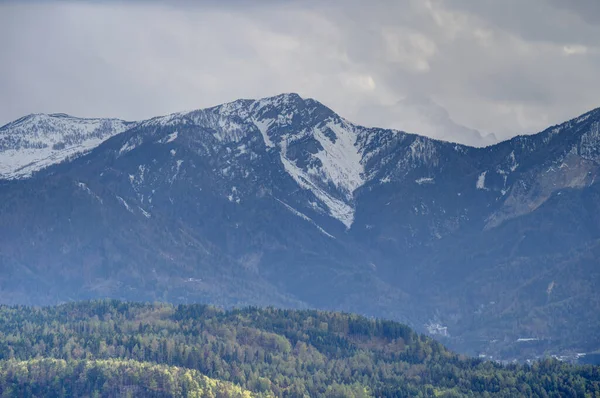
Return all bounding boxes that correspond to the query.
[0,93,599,361]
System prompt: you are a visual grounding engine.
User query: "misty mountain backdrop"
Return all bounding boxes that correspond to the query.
[1,93,599,361]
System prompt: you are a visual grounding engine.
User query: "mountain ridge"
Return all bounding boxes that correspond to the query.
[2,92,598,181]
[4,92,598,147]
[1,93,600,361]
[5,92,598,231]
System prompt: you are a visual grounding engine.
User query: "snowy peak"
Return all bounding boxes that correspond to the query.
[208,92,338,146]
[132,93,365,227]
[244,95,364,226]
[205,93,364,227]
[215,93,307,118]
[0,113,132,179]
[140,93,332,145]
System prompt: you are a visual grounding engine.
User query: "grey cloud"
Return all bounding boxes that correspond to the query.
[446,0,600,45]
[548,0,600,24]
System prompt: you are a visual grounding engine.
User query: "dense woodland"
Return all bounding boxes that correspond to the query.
[0,301,598,397]
[0,358,254,397]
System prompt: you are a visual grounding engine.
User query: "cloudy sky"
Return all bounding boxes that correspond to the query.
[1,0,599,144]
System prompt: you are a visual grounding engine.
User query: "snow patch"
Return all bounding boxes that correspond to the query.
[276,121,364,228]
[516,338,539,343]
[170,159,184,183]
[409,136,438,165]
[416,177,434,185]
[280,149,355,228]
[253,117,275,148]
[214,118,246,142]
[166,131,178,143]
[577,114,591,124]
[116,196,133,213]
[227,187,241,204]
[275,198,335,239]
[119,138,138,155]
[138,207,151,218]
[312,122,364,197]
[547,281,555,295]
[476,171,488,190]
[509,151,518,172]
[76,182,103,204]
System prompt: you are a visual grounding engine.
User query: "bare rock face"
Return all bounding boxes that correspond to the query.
[486,153,599,229]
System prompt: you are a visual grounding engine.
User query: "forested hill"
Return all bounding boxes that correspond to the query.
[0,301,599,397]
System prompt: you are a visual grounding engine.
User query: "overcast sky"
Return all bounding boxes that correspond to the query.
[1,0,599,144]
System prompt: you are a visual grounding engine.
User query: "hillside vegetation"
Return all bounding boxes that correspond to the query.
[0,358,254,397]
[0,300,598,397]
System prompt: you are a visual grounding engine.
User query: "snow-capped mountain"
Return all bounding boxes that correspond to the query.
[0,113,133,179]
[137,94,366,227]
[1,93,600,361]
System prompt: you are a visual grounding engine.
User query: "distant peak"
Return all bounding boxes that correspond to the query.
[255,92,306,109]
[214,93,305,110]
[0,113,48,130]
[1,113,131,131]
[398,94,437,107]
[271,92,303,101]
[204,93,336,124]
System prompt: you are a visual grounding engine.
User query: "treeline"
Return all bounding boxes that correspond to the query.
[0,300,598,397]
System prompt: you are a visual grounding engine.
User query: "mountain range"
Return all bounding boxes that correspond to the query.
[1,93,599,361]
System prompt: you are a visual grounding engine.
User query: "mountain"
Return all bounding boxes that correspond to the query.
[0,113,133,179]
[1,300,599,397]
[357,95,498,147]
[1,93,599,361]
